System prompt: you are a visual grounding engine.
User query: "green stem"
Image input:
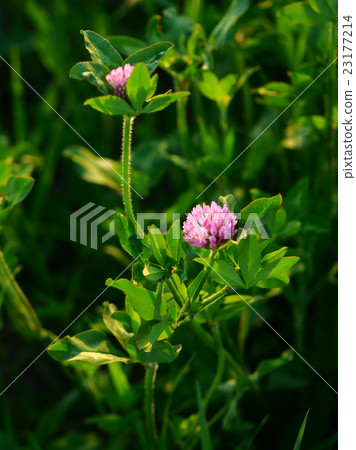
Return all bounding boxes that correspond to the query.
[234,51,253,126]
[122,115,136,225]
[156,282,164,302]
[166,278,184,307]
[191,249,215,303]
[237,307,250,367]
[219,105,228,134]
[201,286,228,308]
[0,250,42,339]
[175,81,190,160]
[144,363,159,449]
[203,324,225,409]
[10,47,26,142]
[190,320,242,375]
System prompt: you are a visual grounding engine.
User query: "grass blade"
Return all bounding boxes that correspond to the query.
[293,410,310,450]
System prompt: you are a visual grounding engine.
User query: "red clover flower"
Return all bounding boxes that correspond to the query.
[106,64,135,99]
[183,201,238,249]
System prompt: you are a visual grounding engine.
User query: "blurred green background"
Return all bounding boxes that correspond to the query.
[0,0,337,449]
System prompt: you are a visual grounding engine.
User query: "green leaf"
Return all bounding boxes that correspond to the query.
[256,256,300,288]
[171,273,188,302]
[235,66,260,93]
[117,213,142,258]
[69,62,109,94]
[210,0,249,48]
[63,146,120,191]
[220,74,238,96]
[188,270,207,302]
[308,0,337,19]
[167,299,178,323]
[218,194,236,212]
[216,294,254,321]
[47,330,130,366]
[108,35,146,55]
[125,299,141,335]
[238,235,261,288]
[81,30,123,70]
[166,220,185,264]
[106,278,167,321]
[284,177,309,219]
[277,220,302,239]
[63,146,149,196]
[84,95,134,115]
[148,225,169,266]
[261,247,288,264]
[239,194,282,229]
[136,317,171,350]
[252,259,281,286]
[255,350,294,379]
[4,176,34,206]
[138,341,181,363]
[0,161,11,185]
[111,311,139,359]
[293,410,310,450]
[147,73,158,99]
[198,72,221,101]
[126,63,151,113]
[279,2,327,26]
[142,92,190,114]
[142,265,165,282]
[124,42,173,74]
[194,258,244,288]
[103,302,133,350]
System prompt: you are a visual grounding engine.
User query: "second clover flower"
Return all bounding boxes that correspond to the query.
[106,64,135,99]
[183,201,238,249]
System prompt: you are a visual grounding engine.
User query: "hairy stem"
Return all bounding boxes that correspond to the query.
[122,115,136,225]
[145,363,159,448]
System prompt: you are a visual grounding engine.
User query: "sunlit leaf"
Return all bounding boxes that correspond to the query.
[48,330,130,366]
[106,278,167,321]
[126,63,151,113]
[138,341,181,363]
[69,61,109,93]
[81,30,123,69]
[84,95,135,115]
[124,42,173,74]
[108,35,146,55]
[239,194,282,229]
[238,235,261,288]
[142,92,190,114]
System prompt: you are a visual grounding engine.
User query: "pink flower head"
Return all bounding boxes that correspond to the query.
[183,201,238,249]
[106,64,134,99]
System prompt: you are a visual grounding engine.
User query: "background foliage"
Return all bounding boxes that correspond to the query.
[0,0,337,449]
